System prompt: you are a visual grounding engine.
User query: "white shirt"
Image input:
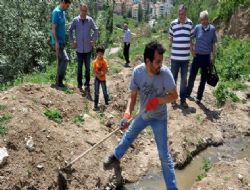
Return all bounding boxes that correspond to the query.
[123,28,131,43]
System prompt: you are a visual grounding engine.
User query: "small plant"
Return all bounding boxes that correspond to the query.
[214,83,240,107]
[44,108,62,123]
[196,159,212,181]
[0,114,12,136]
[63,87,73,94]
[73,115,85,126]
[196,114,205,125]
[0,104,7,110]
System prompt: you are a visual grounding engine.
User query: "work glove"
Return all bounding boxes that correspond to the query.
[119,113,131,130]
[146,98,159,112]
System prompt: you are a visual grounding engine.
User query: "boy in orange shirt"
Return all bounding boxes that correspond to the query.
[93,45,110,110]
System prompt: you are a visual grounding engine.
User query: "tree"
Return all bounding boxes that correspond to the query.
[104,0,115,45]
[0,0,55,84]
[144,1,150,22]
[138,3,143,22]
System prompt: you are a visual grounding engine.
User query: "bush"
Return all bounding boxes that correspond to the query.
[214,36,249,106]
[213,83,239,106]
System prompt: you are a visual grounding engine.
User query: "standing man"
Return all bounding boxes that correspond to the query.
[187,10,217,103]
[123,23,131,67]
[103,42,179,190]
[69,4,98,95]
[169,4,194,107]
[51,0,71,88]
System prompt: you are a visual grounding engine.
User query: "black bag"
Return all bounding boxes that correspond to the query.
[207,64,219,87]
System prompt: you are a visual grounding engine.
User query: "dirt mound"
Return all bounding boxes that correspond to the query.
[0,59,249,190]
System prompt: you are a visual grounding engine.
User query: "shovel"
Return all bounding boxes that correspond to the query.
[57,118,134,189]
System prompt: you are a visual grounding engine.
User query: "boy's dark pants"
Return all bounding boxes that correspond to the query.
[94,77,109,107]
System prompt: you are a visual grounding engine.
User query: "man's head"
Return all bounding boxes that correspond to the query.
[60,0,71,11]
[144,42,166,75]
[80,4,88,19]
[96,45,105,59]
[124,23,128,30]
[200,10,209,27]
[178,4,187,24]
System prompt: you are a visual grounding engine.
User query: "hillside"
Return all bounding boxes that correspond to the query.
[0,59,249,190]
[0,1,250,189]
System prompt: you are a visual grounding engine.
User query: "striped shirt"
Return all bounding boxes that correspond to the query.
[169,18,194,61]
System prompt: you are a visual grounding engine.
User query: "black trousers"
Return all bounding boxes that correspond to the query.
[123,43,130,64]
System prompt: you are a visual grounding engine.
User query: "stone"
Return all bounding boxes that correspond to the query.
[36,164,44,170]
[0,147,9,168]
[84,114,91,119]
[25,136,35,152]
[237,174,243,182]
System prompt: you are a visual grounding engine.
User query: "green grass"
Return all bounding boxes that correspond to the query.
[196,159,212,181]
[73,115,85,127]
[108,63,123,75]
[214,36,250,107]
[0,61,82,93]
[0,114,12,136]
[44,108,62,124]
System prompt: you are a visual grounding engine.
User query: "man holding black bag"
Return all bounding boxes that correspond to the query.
[187,10,218,103]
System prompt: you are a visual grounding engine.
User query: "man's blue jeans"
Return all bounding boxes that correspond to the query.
[76,52,92,88]
[114,116,178,190]
[187,54,211,100]
[171,60,188,102]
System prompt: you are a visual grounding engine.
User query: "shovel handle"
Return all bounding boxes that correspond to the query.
[65,127,120,168]
[64,115,137,168]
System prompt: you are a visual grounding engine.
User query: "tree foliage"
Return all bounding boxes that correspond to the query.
[0,0,55,84]
[218,0,250,21]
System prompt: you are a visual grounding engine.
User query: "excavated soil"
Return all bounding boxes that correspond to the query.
[0,59,249,190]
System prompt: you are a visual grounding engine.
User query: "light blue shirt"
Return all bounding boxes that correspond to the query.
[51,6,66,45]
[130,63,176,120]
[194,24,217,54]
[69,15,98,53]
[123,28,131,43]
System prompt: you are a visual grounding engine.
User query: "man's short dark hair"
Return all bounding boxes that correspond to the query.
[61,0,71,4]
[144,41,166,63]
[96,45,105,54]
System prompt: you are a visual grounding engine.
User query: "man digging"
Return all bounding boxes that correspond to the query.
[103,42,179,190]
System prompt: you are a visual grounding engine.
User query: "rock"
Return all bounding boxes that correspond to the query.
[0,147,9,168]
[36,164,44,170]
[237,174,243,182]
[25,136,35,152]
[84,114,91,119]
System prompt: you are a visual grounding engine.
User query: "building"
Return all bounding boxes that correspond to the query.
[132,4,139,20]
[96,0,104,10]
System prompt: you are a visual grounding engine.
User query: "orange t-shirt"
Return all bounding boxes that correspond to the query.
[93,58,108,81]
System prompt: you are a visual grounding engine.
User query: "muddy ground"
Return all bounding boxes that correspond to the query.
[0,59,249,190]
